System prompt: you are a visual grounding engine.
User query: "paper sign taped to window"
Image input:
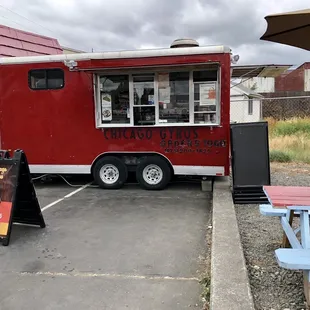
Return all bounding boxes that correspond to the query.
[200,83,216,106]
[159,87,170,103]
[101,93,112,121]
[158,73,170,88]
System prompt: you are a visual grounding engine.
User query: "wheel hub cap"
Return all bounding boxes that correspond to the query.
[143,164,163,185]
[100,164,119,184]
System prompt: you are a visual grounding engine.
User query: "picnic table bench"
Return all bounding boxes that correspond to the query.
[259,186,310,307]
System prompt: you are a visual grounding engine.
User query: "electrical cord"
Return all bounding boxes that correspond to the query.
[31,174,49,181]
[32,173,99,188]
[56,175,99,188]
[32,174,203,188]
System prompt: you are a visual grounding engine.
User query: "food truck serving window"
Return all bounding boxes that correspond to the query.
[96,65,220,127]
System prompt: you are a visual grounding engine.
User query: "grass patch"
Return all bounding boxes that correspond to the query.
[266,117,310,164]
[200,275,211,309]
[266,117,310,137]
[269,150,292,163]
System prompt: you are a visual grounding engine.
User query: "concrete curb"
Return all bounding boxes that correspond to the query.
[210,177,255,310]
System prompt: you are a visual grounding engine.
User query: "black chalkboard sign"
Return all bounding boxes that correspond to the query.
[230,122,271,204]
[0,150,45,246]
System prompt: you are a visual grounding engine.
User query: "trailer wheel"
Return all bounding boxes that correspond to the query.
[93,156,128,189]
[136,156,171,190]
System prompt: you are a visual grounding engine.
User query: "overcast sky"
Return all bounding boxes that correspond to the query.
[1,0,309,66]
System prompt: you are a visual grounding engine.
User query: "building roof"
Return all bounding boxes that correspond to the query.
[0,24,63,57]
[231,64,292,78]
[61,46,85,54]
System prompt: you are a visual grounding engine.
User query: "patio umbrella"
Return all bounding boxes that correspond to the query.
[260,9,310,51]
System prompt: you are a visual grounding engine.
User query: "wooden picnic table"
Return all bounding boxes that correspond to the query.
[264,186,310,207]
[261,185,310,306]
[263,185,310,249]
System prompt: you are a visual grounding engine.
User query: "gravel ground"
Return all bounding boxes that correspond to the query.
[235,163,310,310]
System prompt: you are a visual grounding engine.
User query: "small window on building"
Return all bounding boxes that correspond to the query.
[193,69,219,124]
[100,75,130,124]
[248,97,253,115]
[158,71,190,124]
[29,69,64,90]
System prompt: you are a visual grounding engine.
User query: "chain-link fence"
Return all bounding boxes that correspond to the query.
[230,94,310,123]
[262,95,310,120]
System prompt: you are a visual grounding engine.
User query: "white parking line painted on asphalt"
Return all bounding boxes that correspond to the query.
[18,271,199,282]
[64,184,91,198]
[41,183,92,213]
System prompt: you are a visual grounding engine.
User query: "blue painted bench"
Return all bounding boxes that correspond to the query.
[276,248,310,303]
[259,204,303,217]
[259,186,310,306]
[276,248,310,270]
[260,204,306,248]
[260,204,287,217]
[260,203,310,304]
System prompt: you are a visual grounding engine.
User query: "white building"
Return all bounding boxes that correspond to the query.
[230,82,264,123]
[229,64,292,123]
[231,64,291,93]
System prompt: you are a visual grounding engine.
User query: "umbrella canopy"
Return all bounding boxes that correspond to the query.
[260,9,310,51]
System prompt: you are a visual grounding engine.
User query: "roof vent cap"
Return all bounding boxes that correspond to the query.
[170,38,199,48]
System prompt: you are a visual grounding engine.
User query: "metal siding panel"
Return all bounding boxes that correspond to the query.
[305,69,310,91]
[230,96,243,123]
[241,77,275,93]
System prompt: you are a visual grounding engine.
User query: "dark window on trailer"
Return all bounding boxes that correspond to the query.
[193,69,217,82]
[158,71,190,124]
[29,69,64,90]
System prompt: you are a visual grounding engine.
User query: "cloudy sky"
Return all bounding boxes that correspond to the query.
[1,0,309,66]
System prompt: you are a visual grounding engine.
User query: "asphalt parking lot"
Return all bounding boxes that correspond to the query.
[0,177,211,310]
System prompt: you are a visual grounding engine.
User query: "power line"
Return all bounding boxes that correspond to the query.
[0,3,59,37]
[0,3,90,52]
[0,14,34,32]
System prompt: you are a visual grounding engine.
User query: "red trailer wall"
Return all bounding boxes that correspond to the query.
[0,53,231,175]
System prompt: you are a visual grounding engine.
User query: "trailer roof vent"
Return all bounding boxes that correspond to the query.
[170,38,199,48]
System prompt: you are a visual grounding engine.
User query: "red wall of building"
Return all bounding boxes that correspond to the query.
[275,64,306,92]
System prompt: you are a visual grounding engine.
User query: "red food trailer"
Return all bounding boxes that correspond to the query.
[0,39,232,190]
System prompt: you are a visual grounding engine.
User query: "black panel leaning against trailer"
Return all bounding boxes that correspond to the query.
[230,121,271,204]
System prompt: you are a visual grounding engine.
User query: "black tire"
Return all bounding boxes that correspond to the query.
[136,156,172,190]
[92,156,128,189]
